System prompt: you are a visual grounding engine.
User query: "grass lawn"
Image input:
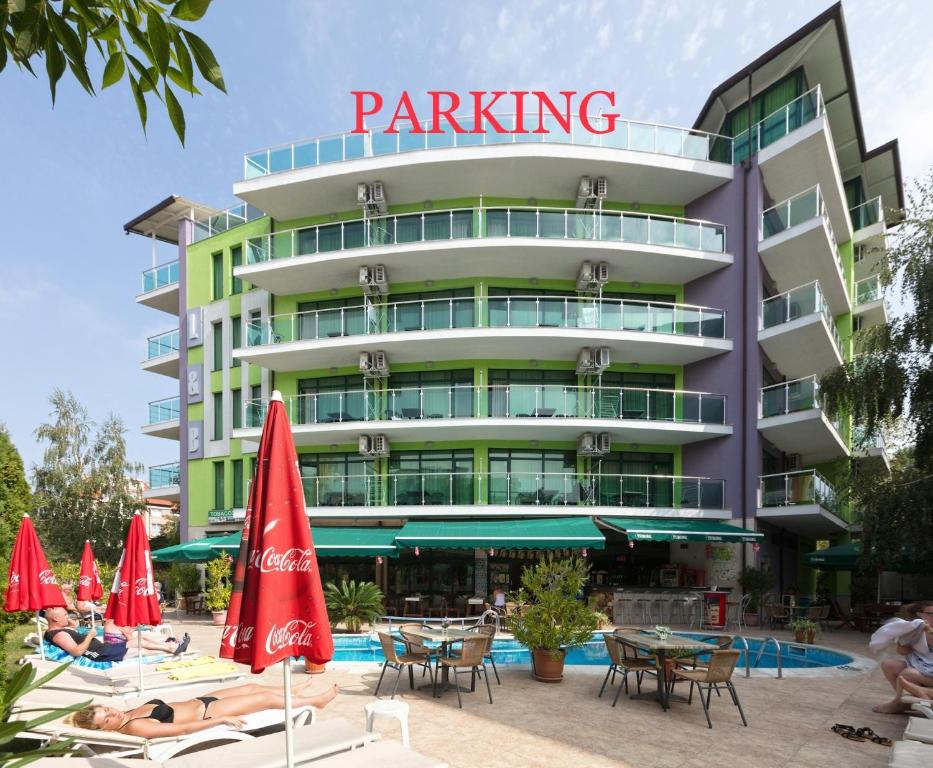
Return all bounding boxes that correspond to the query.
[3,622,36,679]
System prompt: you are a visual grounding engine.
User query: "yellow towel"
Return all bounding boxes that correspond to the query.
[156,656,217,671]
[168,662,239,681]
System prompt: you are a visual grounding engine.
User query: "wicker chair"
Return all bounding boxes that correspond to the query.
[807,604,831,632]
[399,623,438,678]
[598,633,627,699]
[671,634,734,694]
[670,649,747,729]
[374,631,435,699]
[472,624,501,685]
[438,635,493,708]
[611,632,658,707]
[765,603,789,629]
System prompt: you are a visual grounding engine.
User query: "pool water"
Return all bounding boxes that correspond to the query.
[333,631,853,670]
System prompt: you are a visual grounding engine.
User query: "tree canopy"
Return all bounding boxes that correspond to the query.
[2,0,225,144]
[0,424,32,563]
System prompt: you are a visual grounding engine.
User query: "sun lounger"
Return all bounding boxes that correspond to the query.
[27,659,244,695]
[904,717,933,745]
[901,695,933,719]
[15,682,244,712]
[889,740,933,768]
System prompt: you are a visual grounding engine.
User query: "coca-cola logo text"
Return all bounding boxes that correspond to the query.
[38,569,58,585]
[223,624,254,648]
[9,572,20,586]
[78,575,92,587]
[248,547,314,574]
[265,619,316,655]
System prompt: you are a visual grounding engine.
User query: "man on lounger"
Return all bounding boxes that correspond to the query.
[43,607,189,662]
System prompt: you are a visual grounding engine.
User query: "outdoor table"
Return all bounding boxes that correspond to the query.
[400,626,474,697]
[614,631,717,711]
[401,408,422,419]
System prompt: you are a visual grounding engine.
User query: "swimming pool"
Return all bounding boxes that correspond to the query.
[332,631,853,670]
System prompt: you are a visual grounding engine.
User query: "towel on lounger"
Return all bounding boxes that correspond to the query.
[167,661,239,680]
[156,655,218,671]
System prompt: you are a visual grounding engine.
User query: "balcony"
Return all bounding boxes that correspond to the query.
[192,203,264,243]
[851,196,885,244]
[237,207,732,295]
[751,87,851,243]
[759,186,849,314]
[137,261,179,315]
[853,275,887,330]
[142,329,180,378]
[298,471,727,519]
[235,385,731,446]
[235,295,731,371]
[234,114,735,220]
[758,282,843,378]
[756,470,847,536]
[852,425,891,470]
[141,396,180,440]
[758,377,847,463]
[146,462,180,502]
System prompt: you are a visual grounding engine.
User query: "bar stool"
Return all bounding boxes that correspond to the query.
[633,594,653,625]
[617,593,635,625]
[684,595,703,628]
[670,595,690,625]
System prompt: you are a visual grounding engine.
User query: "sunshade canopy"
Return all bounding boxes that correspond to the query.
[803,541,860,570]
[394,517,605,550]
[599,517,763,543]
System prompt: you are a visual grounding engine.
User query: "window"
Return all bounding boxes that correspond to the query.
[212,252,224,300]
[230,245,243,295]
[213,461,225,510]
[247,309,262,346]
[212,322,223,371]
[248,457,256,495]
[231,316,241,368]
[297,297,367,340]
[389,369,473,419]
[299,453,374,506]
[488,369,576,417]
[598,371,677,420]
[387,288,475,333]
[594,451,676,507]
[232,388,242,429]
[232,459,244,508]
[297,374,365,424]
[388,450,473,505]
[213,391,223,439]
[488,449,576,505]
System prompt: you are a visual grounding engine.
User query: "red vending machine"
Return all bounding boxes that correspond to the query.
[703,591,728,629]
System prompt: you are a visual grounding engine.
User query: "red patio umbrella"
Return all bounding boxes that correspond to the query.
[221,391,333,768]
[77,539,104,628]
[106,511,161,689]
[3,514,66,659]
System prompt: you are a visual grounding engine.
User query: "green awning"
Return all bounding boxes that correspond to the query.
[152,533,240,562]
[394,518,605,550]
[599,517,763,543]
[803,541,860,570]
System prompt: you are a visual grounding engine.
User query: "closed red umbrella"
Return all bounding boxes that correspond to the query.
[106,511,161,688]
[77,539,104,628]
[221,391,333,768]
[4,514,66,660]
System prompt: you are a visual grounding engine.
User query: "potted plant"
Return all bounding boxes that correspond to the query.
[506,555,599,683]
[788,618,818,644]
[167,562,201,610]
[204,553,232,626]
[736,566,775,627]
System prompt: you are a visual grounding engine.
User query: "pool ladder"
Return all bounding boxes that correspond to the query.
[733,635,783,679]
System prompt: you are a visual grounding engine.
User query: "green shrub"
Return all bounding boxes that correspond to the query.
[203,554,232,613]
[166,562,200,596]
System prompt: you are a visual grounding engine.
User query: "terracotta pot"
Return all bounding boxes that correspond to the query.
[744,612,760,627]
[532,648,566,683]
[304,660,327,674]
[794,629,805,643]
[211,610,227,626]
[806,629,815,644]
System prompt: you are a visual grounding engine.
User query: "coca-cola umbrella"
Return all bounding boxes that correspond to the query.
[3,514,66,660]
[221,391,333,768]
[106,511,161,690]
[77,539,104,628]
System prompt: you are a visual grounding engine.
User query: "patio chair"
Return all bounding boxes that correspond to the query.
[670,649,747,729]
[670,634,734,694]
[597,633,626,699]
[764,603,789,629]
[373,632,434,699]
[437,636,493,709]
[611,633,658,706]
[807,604,831,632]
[399,624,438,678]
[471,624,500,685]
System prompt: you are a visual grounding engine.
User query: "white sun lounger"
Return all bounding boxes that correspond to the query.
[18,704,316,760]
[901,695,933,719]
[889,740,933,768]
[15,682,247,712]
[22,716,379,766]
[903,716,933,745]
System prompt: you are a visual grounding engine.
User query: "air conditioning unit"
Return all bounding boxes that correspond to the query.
[595,177,608,199]
[358,434,371,455]
[359,264,389,296]
[578,176,593,198]
[576,347,594,374]
[359,351,372,373]
[371,434,390,457]
[370,181,387,213]
[596,432,612,454]
[593,346,610,371]
[595,261,609,284]
[357,182,370,205]
[576,261,594,291]
[358,266,371,288]
[372,350,388,375]
[786,454,803,471]
[577,432,597,455]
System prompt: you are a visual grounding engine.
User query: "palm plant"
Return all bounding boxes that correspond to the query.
[324,580,384,633]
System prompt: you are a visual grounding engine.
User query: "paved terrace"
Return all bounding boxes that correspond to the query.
[165,619,903,768]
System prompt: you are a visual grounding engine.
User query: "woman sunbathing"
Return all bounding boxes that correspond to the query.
[67,680,339,738]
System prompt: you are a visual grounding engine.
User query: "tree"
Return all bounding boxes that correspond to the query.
[2,0,225,145]
[820,171,933,573]
[0,424,32,560]
[32,388,144,563]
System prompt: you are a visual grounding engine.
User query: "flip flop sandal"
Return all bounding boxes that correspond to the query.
[870,736,892,747]
[840,732,866,742]
[832,724,856,735]
[855,727,877,738]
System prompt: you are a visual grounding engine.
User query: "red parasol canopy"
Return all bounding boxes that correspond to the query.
[221,392,333,674]
[3,514,65,612]
[105,512,161,627]
[77,540,104,603]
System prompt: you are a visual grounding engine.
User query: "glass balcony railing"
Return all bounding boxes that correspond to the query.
[855,275,881,305]
[244,207,727,264]
[759,469,839,513]
[850,196,883,231]
[140,261,179,294]
[299,471,725,509]
[149,462,180,489]
[146,329,180,360]
[731,86,825,165]
[246,295,727,348]
[193,203,264,243]
[760,376,843,435]
[148,396,180,425]
[852,424,886,452]
[761,185,843,274]
[760,281,842,356]
[243,114,734,179]
[244,385,727,429]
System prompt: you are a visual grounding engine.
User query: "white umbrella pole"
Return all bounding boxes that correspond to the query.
[283,659,295,768]
[36,612,45,660]
[137,627,144,692]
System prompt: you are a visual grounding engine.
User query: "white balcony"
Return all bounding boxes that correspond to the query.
[756,470,848,537]
[851,197,885,245]
[141,330,180,379]
[758,282,844,379]
[852,426,891,471]
[141,397,180,441]
[853,275,887,330]
[146,463,180,502]
[237,207,732,295]
[236,295,731,372]
[235,114,734,220]
[136,261,179,315]
[759,186,849,315]
[757,377,847,463]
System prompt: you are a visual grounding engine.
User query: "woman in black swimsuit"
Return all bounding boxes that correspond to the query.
[67,680,339,738]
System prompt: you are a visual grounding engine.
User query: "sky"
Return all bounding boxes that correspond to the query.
[1,0,930,479]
